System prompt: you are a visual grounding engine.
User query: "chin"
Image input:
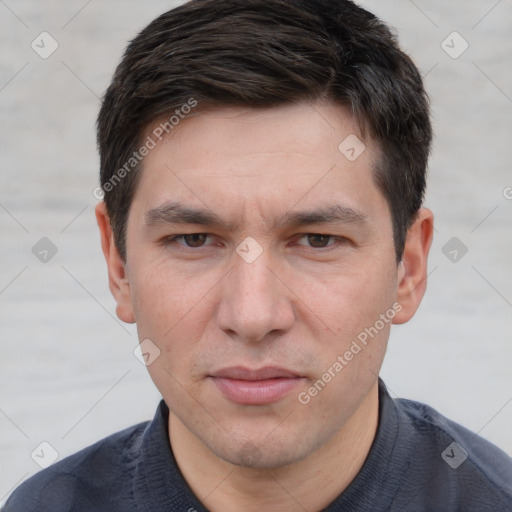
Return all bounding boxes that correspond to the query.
[206,426,321,470]
[220,442,310,470]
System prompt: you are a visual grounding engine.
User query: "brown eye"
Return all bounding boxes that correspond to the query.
[182,234,208,247]
[305,234,334,248]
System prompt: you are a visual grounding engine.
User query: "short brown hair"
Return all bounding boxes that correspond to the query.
[97,0,431,261]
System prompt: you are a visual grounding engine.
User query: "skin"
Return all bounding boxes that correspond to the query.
[96,101,433,512]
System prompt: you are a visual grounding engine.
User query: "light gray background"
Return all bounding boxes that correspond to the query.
[1,0,511,501]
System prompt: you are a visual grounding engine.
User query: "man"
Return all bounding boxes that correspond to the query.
[4,0,512,510]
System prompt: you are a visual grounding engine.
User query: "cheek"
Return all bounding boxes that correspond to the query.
[131,252,214,319]
[129,265,214,402]
[300,258,397,336]
[129,261,216,356]
[297,258,397,389]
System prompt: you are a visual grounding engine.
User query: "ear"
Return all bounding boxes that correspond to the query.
[393,208,434,324]
[95,202,135,324]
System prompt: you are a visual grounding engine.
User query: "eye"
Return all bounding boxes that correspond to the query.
[163,233,212,248]
[295,234,344,249]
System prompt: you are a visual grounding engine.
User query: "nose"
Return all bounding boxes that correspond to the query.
[216,249,295,343]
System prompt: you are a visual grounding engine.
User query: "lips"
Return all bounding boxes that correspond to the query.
[209,366,303,405]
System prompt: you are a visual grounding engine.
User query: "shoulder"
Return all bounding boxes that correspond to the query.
[2,420,149,512]
[395,395,512,510]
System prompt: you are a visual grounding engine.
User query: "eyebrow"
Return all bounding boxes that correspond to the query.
[144,201,368,231]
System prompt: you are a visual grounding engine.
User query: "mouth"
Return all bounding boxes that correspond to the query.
[209,366,304,405]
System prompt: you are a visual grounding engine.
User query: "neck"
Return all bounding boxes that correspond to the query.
[169,381,379,512]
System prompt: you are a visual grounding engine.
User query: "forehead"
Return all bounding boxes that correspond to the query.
[145,102,370,164]
[132,101,387,226]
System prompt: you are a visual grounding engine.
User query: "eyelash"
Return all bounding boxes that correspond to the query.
[161,233,348,251]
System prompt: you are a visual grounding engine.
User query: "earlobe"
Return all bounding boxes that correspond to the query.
[393,208,434,325]
[95,202,136,324]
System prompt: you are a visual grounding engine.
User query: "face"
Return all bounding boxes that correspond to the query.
[97,101,432,469]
